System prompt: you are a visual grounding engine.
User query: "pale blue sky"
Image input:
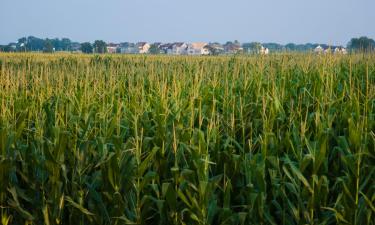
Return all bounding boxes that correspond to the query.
[0,0,374,45]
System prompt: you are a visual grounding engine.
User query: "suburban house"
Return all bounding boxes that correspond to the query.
[206,43,225,55]
[315,45,348,54]
[334,46,348,54]
[107,43,120,54]
[137,42,151,54]
[223,42,243,54]
[171,42,188,55]
[314,45,324,54]
[260,46,270,55]
[158,43,173,54]
[187,42,209,55]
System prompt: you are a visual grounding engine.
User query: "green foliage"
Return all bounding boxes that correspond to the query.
[81,42,93,54]
[347,37,375,52]
[0,53,374,224]
[149,44,161,54]
[93,40,107,54]
[43,39,54,53]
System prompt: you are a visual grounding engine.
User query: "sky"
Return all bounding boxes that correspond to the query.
[0,0,374,45]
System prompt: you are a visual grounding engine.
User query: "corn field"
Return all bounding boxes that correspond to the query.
[0,53,374,225]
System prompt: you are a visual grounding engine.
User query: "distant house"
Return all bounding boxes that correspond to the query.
[150,42,164,54]
[120,42,138,54]
[158,43,174,54]
[107,43,120,54]
[187,42,209,55]
[171,42,188,55]
[206,43,224,55]
[137,42,151,54]
[314,45,346,54]
[224,42,243,54]
[314,45,324,54]
[260,46,269,55]
[334,46,348,54]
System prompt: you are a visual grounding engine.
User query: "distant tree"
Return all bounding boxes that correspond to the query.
[26,36,45,51]
[81,42,93,54]
[93,40,107,53]
[17,37,27,51]
[61,38,72,51]
[225,41,233,46]
[285,43,297,51]
[0,45,11,52]
[149,44,160,54]
[263,43,284,51]
[242,42,262,53]
[50,38,60,51]
[44,39,54,53]
[347,36,375,52]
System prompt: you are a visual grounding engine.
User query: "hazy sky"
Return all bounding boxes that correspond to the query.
[1,0,374,45]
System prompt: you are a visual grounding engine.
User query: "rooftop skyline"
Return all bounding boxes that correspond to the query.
[1,0,374,45]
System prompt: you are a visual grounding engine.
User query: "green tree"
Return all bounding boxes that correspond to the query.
[148,44,160,54]
[43,39,54,53]
[242,42,262,53]
[26,36,44,51]
[17,37,27,51]
[93,40,107,53]
[81,42,93,54]
[61,38,72,51]
[347,36,375,52]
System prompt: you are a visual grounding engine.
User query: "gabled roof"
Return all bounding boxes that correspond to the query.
[173,42,186,47]
[190,42,208,49]
[159,43,174,49]
[107,43,120,48]
[137,42,148,47]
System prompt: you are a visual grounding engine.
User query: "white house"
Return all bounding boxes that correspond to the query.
[260,46,269,55]
[334,47,348,54]
[171,42,188,55]
[207,43,224,55]
[314,45,324,54]
[158,43,173,54]
[224,42,243,54]
[137,42,151,54]
[187,42,209,55]
[107,43,120,54]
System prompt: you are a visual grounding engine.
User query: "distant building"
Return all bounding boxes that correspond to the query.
[137,42,151,54]
[158,43,174,54]
[334,46,348,54]
[224,42,243,54]
[207,43,224,55]
[314,45,324,54]
[260,46,269,55]
[107,43,120,54]
[314,45,347,54]
[171,42,188,55]
[187,42,209,55]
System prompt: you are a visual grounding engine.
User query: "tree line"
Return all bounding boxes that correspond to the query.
[1,36,374,53]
